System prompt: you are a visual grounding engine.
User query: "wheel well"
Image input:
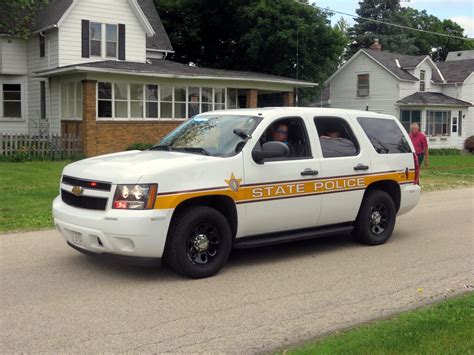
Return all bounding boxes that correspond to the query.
[365,180,401,212]
[171,195,238,238]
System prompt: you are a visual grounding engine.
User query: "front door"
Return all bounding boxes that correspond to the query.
[242,116,322,236]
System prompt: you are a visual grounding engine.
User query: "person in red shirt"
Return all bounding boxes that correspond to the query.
[409,123,429,167]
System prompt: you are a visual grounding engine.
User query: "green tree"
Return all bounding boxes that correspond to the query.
[156,0,347,104]
[347,0,418,57]
[0,0,46,38]
[347,0,474,60]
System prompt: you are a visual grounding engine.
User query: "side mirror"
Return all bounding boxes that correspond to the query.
[252,141,290,164]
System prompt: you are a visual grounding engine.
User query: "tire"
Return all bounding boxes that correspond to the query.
[353,189,396,245]
[164,206,232,278]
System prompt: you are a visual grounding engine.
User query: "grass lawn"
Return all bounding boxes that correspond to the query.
[0,161,70,233]
[421,155,474,191]
[0,155,473,233]
[282,293,474,355]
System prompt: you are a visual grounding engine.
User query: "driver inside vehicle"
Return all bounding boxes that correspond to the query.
[271,123,295,156]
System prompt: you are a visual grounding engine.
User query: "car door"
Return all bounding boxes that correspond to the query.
[242,116,322,236]
[312,114,372,226]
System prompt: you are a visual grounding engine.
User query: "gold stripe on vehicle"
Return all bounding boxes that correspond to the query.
[154,171,415,210]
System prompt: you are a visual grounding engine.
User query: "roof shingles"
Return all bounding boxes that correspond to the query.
[35,59,315,86]
[397,92,472,106]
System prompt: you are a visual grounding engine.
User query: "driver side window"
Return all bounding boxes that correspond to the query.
[255,117,312,161]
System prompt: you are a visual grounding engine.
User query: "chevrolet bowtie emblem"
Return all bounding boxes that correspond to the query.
[71,186,84,196]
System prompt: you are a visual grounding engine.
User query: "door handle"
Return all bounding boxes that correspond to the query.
[354,164,369,171]
[301,169,319,176]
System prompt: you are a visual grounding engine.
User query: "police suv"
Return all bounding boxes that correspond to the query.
[53,108,421,278]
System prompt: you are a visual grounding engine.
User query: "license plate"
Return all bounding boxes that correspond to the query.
[70,231,83,245]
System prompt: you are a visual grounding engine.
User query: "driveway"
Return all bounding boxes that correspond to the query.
[1,188,473,353]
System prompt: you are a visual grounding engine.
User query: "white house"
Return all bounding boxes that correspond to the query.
[324,40,473,149]
[0,0,314,156]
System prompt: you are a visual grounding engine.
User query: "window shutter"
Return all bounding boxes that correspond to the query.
[81,20,90,58]
[118,24,126,60]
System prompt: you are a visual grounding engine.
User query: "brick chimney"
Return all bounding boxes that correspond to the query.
[370,38,382,51]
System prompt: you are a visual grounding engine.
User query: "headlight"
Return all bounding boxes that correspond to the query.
[113,184,157,209]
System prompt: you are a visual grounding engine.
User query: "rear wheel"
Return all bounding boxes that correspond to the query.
[353,190,396,245]
[164,206,232,278]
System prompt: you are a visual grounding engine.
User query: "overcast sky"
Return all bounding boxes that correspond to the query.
[314,0,474,38]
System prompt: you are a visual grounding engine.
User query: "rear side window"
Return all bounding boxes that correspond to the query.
[357,117,411,154]
[314,117,359,158]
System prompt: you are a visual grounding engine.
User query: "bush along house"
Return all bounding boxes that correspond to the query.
[0,0,315,156]
[323,39,474,149]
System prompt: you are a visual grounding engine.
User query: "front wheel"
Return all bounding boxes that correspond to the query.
[353,190,396,245]
[164,206,232,278]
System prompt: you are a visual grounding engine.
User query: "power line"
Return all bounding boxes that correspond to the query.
[307,3,473,41]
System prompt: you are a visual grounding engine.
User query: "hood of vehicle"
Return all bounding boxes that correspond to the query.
[62,150,218,184]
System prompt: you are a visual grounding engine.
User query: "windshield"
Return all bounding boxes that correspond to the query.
[155,115,262,157]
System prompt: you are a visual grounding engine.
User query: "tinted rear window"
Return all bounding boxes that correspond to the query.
[357,117,411,154]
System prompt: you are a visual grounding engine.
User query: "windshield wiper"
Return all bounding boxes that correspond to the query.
[176,147,210,156]
[149,144,172,151]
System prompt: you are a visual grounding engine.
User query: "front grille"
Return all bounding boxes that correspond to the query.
[61,189,108,210]
[62,175,111,191]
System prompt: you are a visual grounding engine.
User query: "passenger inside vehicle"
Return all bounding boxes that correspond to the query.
[314,117,359,158]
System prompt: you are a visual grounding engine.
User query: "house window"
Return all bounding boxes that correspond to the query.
[106,24,117,58]
[2,84,22,118]
[39,35,45,58]
[96,83,231,120]
[160,86,173,118]
[90,22,102,56]
[146,85,158,118]
[426,111,451,136]
[61,82,83,119]
[214,88,225,110]
[452,116,458,133]
[419,70,426,92]
[188,87,200,117]
[40,81,46,119]
[202,88,213,112]
[114,83,128,118]
[227,89,238,109]
[130,84,144,118]
[98,82,112,118]
[357,74,369,97]
[458,110,462,137]
[400,109,421,132]
[174,86,187,119]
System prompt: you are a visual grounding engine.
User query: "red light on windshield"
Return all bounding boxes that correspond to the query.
[113,200,128,209]
[90,181,97,187]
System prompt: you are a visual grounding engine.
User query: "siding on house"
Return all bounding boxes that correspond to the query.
[59,0,147,66]
[329,53,400,116]
[27,29,60,134]
[0,38,28,75]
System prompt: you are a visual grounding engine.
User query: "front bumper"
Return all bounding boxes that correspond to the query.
[53,196,173,259]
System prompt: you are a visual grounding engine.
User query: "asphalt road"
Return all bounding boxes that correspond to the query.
[1,188,473,353]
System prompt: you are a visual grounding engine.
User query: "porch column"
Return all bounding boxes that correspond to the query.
[283,91,294,107]
[82,79,98,157]
[246,89,258,108]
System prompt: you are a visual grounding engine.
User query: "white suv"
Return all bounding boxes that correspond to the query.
[53,108,421,278]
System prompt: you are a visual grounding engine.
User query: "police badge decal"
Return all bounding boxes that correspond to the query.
[225,173,242,192]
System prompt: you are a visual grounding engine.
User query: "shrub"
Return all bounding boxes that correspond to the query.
[464,136,474,153]
[428,148,461,156]
[125,142,154,151]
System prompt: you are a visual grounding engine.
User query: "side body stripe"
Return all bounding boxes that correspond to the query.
[154,170,415,210]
